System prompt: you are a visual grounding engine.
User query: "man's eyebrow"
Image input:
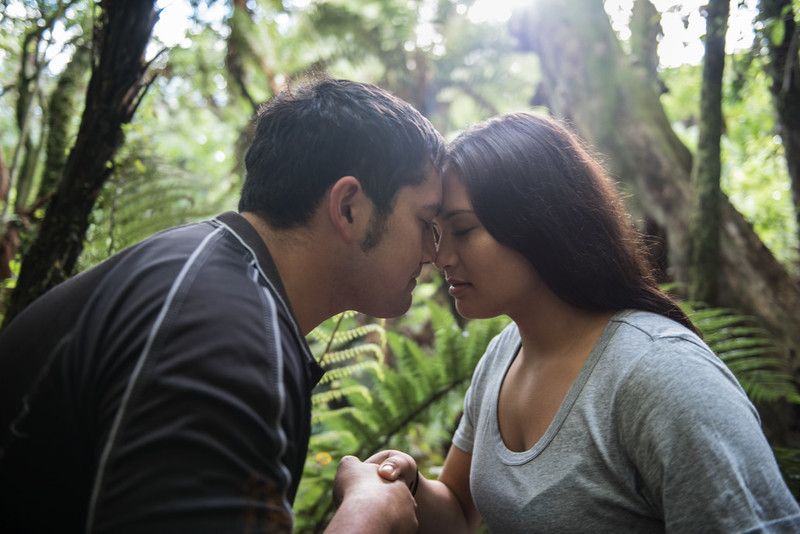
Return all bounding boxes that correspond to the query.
[441,209,475,220]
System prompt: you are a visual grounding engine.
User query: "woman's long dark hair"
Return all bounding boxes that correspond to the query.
[448,112,698,334]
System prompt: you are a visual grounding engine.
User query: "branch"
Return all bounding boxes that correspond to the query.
[0,83,15,98]
[453,81,499,116]
[782,26,799,95]
[129,47,168,117]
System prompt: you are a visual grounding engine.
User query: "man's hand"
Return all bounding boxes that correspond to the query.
[327,455,418,534]
[365,449,418,490]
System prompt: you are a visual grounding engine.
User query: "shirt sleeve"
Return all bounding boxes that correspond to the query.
[617,336,800,533]
[452,371,479,453]
[452,333,503,454]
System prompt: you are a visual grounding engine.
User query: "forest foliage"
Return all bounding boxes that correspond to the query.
[1,0,800,529]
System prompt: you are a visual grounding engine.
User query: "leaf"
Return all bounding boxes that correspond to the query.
[770,18,786,46]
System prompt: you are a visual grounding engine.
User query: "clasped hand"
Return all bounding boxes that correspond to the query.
[330,451,419,533]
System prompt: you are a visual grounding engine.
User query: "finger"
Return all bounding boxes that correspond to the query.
[332,456,362,507]
[337,455,360,470]
[334,455,361,481]
[364,450,395,464]
[378,459,400,481]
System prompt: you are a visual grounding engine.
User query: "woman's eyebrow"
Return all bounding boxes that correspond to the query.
[441,209,475,220]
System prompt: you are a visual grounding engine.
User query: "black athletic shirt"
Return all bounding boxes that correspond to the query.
[0,212,324,533]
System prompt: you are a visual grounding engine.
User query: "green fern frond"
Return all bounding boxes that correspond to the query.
[317,360,384,384]
[312,385,372,407]
[683,303,799,404]
[320,343,384,367]
[328,324,386,350]
[321,303,508,457]
[311,406,359,426]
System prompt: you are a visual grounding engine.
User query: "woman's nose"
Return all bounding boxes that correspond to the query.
[433,238,452,272]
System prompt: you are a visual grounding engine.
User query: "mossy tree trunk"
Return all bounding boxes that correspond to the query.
[759,0,800,254]
[687,0,729,303]
[513,0,800,371]
[3,1,159,327]
[36,44,91,205]
[0,44,91,284]
[630,0,662,89]
[0,151,13,281]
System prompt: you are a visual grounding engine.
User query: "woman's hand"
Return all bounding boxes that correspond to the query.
[367,447,480,534]
[366,449,418,492]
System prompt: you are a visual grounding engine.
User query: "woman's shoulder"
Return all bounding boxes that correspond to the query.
[482,322,520,361]
[610,309,703,346]
[607,310,722,373]
[469,322,520,382]
[608,310,754,419]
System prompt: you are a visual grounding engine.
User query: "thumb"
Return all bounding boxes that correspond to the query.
[378,459,400,481]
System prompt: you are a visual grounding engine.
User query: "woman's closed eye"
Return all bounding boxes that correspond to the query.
[452,226,476,237]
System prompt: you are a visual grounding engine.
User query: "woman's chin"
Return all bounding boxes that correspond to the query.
[454,300,501,320]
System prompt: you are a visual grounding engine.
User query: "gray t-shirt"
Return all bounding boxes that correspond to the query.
[453,310,799,533]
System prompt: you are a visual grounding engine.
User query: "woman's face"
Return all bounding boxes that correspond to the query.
[434,171,542,319]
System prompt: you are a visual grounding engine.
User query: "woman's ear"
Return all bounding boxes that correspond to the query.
[327,176,370,242]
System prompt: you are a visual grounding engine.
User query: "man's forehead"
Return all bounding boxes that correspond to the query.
[399,170,443,212]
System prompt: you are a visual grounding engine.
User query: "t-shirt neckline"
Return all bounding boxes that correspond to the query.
[491,310,631,465]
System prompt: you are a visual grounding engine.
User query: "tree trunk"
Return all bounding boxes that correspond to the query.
[512,0,800,372]
[225,0,260,114]
[759,0,800,254]
[688,0,729,303]
[3,1,159,326]
[36,44,91,203]
[0,150,8,203]
[0,151,14,281]
[0,44,92,284]
[630,0,662,89]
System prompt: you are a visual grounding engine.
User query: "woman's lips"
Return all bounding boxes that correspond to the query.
[446,278,471,297]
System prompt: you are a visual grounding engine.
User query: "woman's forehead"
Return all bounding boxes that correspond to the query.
[441,172,472,209]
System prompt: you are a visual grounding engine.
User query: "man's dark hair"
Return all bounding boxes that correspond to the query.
[239,78,446,228]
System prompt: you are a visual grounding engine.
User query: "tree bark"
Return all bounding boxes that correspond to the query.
[0,151,14,281]
[3,1,159,326]
[688,0,729,303]
[0,44,92,284]
[0,150,8,203]
[759,0,800,253]
[36,44,91,203]
[512,0,800,371]
[630,0,662,89]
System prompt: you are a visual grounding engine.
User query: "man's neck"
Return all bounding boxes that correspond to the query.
[241,212,337,335]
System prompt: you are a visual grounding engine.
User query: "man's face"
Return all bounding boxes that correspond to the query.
[350,170,442,317]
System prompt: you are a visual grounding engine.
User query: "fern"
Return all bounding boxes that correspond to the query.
[293,302,508,532]
[308,312,387,408]
[78,139,223,270]
[681,302,800,404]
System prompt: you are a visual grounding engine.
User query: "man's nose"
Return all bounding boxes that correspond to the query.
[422,228,437,264]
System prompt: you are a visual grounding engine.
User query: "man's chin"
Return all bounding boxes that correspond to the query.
[361,293,413,319]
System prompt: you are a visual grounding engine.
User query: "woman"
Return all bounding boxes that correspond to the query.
[365,113,799,532]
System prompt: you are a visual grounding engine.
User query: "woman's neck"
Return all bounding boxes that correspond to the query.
[510,292,613,363]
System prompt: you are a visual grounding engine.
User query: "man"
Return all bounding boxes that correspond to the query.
[0,78,444,533]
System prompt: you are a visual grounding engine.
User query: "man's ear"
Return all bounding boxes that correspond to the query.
[327,176,370,242]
